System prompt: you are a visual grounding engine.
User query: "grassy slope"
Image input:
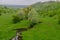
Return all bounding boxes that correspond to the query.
[0,1,60,40]
[0,13,30,40]
[19,2,60,40]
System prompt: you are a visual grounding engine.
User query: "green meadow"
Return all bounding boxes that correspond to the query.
[0,1,60,40]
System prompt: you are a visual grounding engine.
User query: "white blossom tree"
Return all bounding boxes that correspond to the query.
[28,8,40,23]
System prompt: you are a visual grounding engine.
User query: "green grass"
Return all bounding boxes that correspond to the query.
[22,17,60,40]
[0,13,60,40]
[0,13,30,40]
[0,1,60,40]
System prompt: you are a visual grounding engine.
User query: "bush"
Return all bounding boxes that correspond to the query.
[58,18,60,24]
[0,13,1,16]
[58,16,60,24]
[58,20,60,24]
[12,16,21,24]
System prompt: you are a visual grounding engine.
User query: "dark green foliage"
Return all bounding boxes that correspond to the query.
[12,16,21,24]
[58,18,60,24]
[49,14,55,17]
[28,22,37,29]
[28,20,42,29]
[0,13,1,16]
[58,20,60,24]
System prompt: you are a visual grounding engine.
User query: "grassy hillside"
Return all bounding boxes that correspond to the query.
[0,1,60,40]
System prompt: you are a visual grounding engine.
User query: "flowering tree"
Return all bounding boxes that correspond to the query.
[28,8,40,23]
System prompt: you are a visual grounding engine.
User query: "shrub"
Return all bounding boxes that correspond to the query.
[58,16,60,24]
[58,18,60,24]
[58,20,60,24]
[12,16,21,24]
[49,14,54,17]
[0,13,1,16]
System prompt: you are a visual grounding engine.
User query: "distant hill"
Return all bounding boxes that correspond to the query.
[0,5,28,8]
